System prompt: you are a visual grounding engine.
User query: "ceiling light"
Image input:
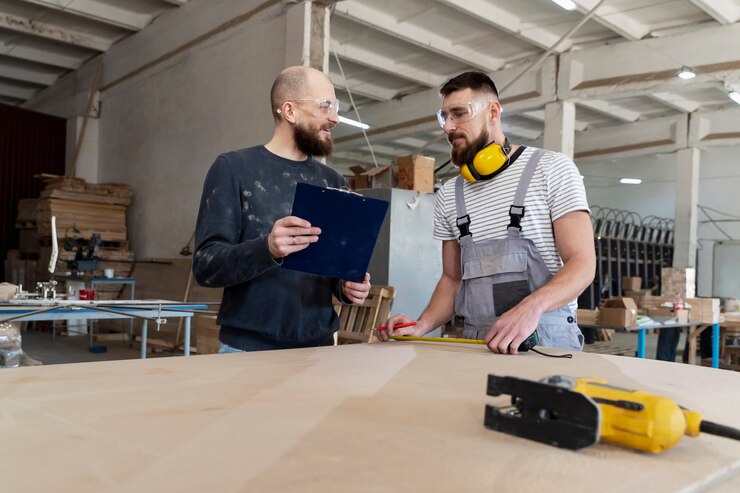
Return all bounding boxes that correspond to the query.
[728,90,740,105]
[339,115,369,129]
[677,66,696,80]
[550,0,577,11]
[620,178,642,185]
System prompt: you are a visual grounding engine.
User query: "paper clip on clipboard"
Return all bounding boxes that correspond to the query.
[281,183,389,282]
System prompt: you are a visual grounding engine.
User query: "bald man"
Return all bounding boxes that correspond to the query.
[193,66,371,352]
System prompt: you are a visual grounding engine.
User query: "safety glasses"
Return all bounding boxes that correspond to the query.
[436,100,491,128]
[279,98,340,118]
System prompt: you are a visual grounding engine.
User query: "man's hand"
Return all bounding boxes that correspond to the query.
[376,313,430,341]
[267,216,321,259]
[341,273,371,305]
[484,297,544,354]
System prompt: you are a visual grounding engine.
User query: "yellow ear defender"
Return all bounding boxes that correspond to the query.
[460,139,512,182]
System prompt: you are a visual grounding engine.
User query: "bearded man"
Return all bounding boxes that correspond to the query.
[379,71,595,354]
[193,66,370,352]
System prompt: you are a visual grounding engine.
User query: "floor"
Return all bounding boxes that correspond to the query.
[14,326,692,366]
[20,328,179,365]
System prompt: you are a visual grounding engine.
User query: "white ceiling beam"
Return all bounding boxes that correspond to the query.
[649,93,702,113]
[575,114,688,162]
[577,100,641,123]
[335,118,440,150]
[437,0,570,52]
[0,11,111,52]
[329,71,396,101]
[504,123,542,141]
[0,62,59,85]
[559,23,740,100]
[332,40,446,88]
[333,0,505,71]
[571,0,650,40]
[333,57,557,146]
[389,137,450,155]
[19,0,150,31]
[689,0,739,24]
[0,40,82,69]
[0,81,37,100]
[689,106,740,148]
[520,110,588,132]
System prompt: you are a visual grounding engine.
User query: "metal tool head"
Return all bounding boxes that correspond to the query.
[484,374,600,450]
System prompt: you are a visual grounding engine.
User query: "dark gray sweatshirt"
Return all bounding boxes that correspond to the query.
[193,145,349,351]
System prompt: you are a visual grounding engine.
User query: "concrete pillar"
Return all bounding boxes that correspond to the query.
[285,1,331,72]
[543,100,576,159]
[673,148,700,268]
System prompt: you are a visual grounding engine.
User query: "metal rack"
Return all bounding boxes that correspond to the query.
[579,207,674,309]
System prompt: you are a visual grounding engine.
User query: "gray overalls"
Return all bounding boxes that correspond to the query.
[453,149,584,350]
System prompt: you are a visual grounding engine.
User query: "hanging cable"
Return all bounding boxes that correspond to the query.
[330,40,379,168]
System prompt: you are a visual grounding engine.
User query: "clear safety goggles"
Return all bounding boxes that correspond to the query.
[436,100,491,128]
[278,98,340,118]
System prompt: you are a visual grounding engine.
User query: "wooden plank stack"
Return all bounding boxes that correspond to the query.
[13,175,135,288]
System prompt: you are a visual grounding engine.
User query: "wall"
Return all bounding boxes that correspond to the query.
[99,0,306,258]
[581,145,740,297]
[24,0,310,258]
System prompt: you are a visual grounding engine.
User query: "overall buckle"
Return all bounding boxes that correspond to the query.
[457,214,471,238]
[508,205,525,230]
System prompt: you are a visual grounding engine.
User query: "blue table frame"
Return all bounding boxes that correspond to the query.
[0,302,207,359]
[580,321,719,368]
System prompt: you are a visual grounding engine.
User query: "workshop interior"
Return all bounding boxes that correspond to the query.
[1,1,739,491]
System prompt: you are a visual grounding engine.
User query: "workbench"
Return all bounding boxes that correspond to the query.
[1,342,738,492]
[0,301,206,359]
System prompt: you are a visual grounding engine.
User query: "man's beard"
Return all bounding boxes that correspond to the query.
[450,129,490,167]
[294,121,334,158]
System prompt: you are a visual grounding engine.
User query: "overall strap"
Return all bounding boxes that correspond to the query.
[454,175,471,240]
[507,149,546,239]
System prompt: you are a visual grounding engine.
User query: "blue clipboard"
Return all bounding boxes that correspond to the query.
[282,183,389,282]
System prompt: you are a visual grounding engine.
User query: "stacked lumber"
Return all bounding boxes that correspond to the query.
[13,175,135,284]
[38,176,133,206]
[37,200,127,242]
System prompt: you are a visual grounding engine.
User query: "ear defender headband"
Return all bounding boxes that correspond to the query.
[460,138,512,183]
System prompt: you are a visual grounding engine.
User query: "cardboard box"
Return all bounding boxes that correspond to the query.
[624,289,652,308]
[348,165,395,190]
[576,308,599,325]
[600,297,638,327]
[661,267,695,298]
[622,277,642,291]
[396,155,435,193]
[686,297,720,324]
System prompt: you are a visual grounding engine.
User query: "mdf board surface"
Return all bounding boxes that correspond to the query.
[1,344,738,492]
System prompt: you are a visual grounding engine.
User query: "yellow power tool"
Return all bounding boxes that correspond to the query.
[484,374,740,453]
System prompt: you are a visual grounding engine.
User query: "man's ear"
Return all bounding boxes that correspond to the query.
[489,100,503,122]
[279,102,297,124]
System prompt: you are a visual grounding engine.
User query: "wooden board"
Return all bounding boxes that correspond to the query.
[0,344,738,492]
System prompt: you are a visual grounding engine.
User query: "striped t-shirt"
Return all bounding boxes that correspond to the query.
[433,146,590,307]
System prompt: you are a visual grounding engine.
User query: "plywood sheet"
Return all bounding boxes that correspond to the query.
[0,343,738,492]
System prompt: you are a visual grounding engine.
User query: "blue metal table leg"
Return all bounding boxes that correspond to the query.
[713,323,719,369]
[184,317,191,356]
[140,320,148,360]
[638,329,646,358]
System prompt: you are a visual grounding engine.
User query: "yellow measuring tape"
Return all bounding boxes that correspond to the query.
[391,335,486,345]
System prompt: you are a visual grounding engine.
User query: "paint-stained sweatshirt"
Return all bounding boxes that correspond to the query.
[193,146,350,351]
